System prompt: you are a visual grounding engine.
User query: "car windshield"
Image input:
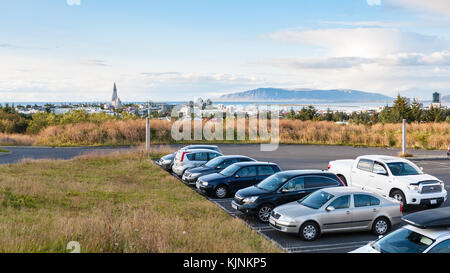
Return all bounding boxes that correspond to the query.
[371,228,435,253]
[299,190,335,209]
[204,157,223,168]
[219,164,241,176]
[387,162,421,176]
[257,173,289,192]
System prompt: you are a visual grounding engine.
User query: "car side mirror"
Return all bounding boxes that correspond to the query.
[378,235,384,239]
[326,206,335,212]
[216,166,222,170]
[280,188,288,194]
[235,175,240,179]
[420,167,424,172]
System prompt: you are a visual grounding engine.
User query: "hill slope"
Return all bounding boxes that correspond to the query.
[219,88,393,102]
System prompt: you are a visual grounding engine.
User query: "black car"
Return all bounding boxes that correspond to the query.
[232,170,345,222]
[196,162,281,199]
[183,155,256,184]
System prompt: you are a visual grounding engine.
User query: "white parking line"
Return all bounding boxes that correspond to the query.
[289,244,366,253]
[286,241,371,253]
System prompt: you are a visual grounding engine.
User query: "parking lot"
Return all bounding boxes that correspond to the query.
[156,144,449,253]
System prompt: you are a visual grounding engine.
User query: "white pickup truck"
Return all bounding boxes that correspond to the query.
[328,155,447,208]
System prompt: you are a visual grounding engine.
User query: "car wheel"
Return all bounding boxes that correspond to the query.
[299,222,319,241]
[215,185,228,199]
[390,190,407,208]
[257,204,274,222]
[372,217,391,236]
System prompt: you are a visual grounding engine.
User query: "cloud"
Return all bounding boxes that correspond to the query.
[367,0,382,6]
[80,59,108,66]
[66,0,81,6]
[267,27,448,58]
[140,72,266,84]
[265,51,450,70]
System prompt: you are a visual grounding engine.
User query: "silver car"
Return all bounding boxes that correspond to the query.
[172,149,223,176]
[269,187,403,241]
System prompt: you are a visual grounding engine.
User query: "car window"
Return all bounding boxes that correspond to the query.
[372,228,435,253]
[220,164,241,176]
[357,159,374,172]
[428,240,450,253]
[373,162,388,175]
[236,166,257,177]
[195,152,208,161]
[283,177,305,192]
[257,173,289,191]
[218,159,233,169]
[304,176,340,189]
[186,153,195,161]
[300,190,335,209]
[354,194,371,207]
[257,166,275,176]
[387,162,421,176]
[370,196,381,206]
[208,152,220,160]
[329,195,350,209]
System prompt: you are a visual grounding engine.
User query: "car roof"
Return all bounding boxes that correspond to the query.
[184,145,219,149]
[321,187,371,195]
[359,155,412,163]
[276,170,333,177]
[215,155,255,160]
[402,207,450,229]
[232,161,278,167]
[404,225,450,240]
[183,149,222,153]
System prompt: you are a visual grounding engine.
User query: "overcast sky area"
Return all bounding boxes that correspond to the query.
[1,0,450,102]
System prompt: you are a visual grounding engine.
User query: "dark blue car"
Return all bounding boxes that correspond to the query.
[196,162,281,199]
[182,155,256,184]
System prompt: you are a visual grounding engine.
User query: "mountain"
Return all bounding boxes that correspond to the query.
[219,88,393,102]
[443,95,450,102]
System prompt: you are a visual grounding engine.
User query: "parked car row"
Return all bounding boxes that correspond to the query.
[156,145,448,249]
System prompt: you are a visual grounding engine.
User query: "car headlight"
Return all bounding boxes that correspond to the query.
[201,181,208,186]
[408,184,419,191]
[440,182,445,189]
[280,215,297,223]
[243,196,258,203]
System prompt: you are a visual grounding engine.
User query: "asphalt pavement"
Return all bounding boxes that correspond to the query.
[1,144,448,253]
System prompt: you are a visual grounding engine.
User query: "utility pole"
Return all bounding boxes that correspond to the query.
[402,119,407,156]
[146,101,151,153]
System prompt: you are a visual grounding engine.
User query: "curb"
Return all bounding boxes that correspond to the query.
[409,157,449,162]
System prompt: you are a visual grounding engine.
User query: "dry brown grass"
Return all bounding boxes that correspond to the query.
[2,119,449,150]
[0,150,279,253]
[0,133,35,146]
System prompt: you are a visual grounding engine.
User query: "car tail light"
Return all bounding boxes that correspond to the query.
[328,164,331,170]
[400,203,403,213]
[180,152,190,162]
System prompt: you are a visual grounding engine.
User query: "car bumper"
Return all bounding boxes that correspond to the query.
[231,200,259,215]
[182,173,199,183]
[172,166,186,176]
[195,182,215,195]
[268,217,299,234]
[406,189,447,205]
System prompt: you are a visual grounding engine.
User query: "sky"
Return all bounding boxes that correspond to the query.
[1,0,450,102]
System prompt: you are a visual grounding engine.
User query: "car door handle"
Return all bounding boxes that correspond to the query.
[369,175,375,178]
[346,211,351,215]
[373,208,378,212]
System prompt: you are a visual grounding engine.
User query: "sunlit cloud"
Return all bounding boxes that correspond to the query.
[66,0,81,6]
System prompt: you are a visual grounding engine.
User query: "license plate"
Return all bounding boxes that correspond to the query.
[232,203,238,210]
[430,199,437,205]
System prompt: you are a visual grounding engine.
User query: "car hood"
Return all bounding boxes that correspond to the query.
[393,174,440,184]
[161,153,175,160]
[188,166,213,173]
[349,244,379,253]
[200,172,226,182]
[273,202,317,219]
[236,186,270,197]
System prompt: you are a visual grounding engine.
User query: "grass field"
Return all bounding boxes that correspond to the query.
[0,148,279,253]
[1,119,448,150]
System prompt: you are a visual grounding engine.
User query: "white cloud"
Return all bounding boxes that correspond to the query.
[367,0,382,6]
[268,28,448,58]
[66,0,81,6]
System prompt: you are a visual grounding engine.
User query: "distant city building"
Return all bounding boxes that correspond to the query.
[195,98,205,109]
[433,92,442,103]
[111,83,122,109]
[431,92,442,108]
